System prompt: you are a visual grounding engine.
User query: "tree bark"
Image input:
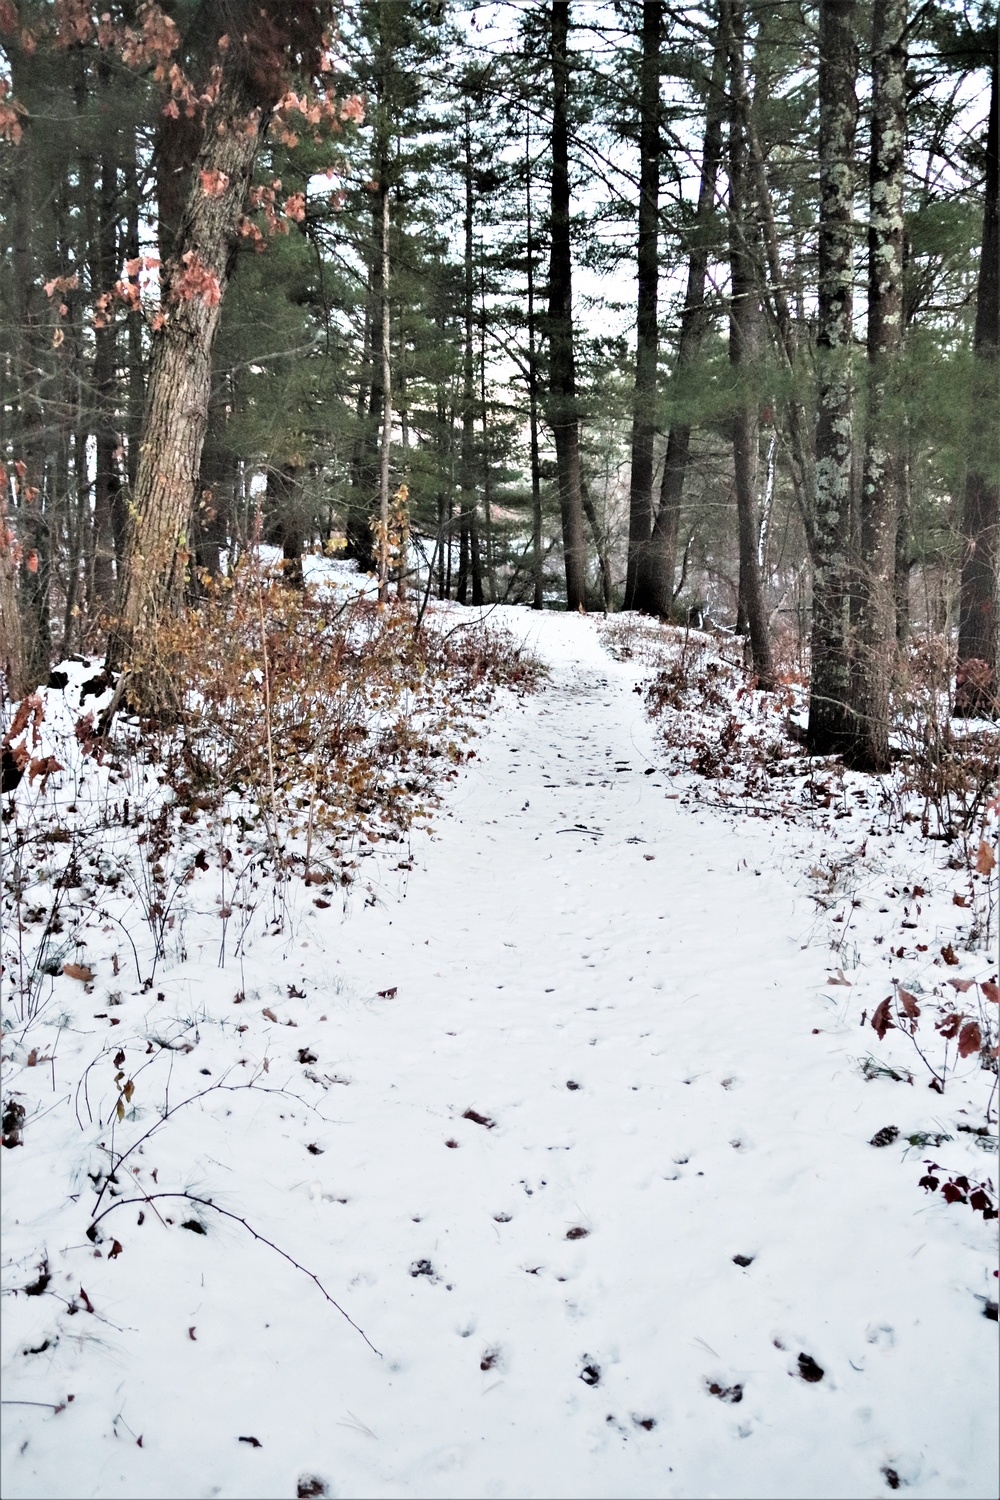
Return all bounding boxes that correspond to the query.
[847,0,907,770]
[377,177,392,605]
[346,296,378,571]
[0,498,24,703]
[86,98,120,621]
[460,105,484,607]
[724,0,774,690]
[807,0,858,754]
[480,264,494,601]
[525,113,544,609]
[894,434,912,648]
[955,53,999,717]
[644,26,726,619]
[624,0,662,611]
[546,0,587,612]
[7,34,52,687]
[122,136,144,561]
[107,88,268,680]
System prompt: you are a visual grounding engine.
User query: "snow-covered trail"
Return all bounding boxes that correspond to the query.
[277,611,990,1500]
[4,609,996,1500]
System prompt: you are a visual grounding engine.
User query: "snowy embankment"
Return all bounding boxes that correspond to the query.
[2,602,997,1500]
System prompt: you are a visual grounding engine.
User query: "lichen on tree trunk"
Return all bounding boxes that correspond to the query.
[847,0,907,771]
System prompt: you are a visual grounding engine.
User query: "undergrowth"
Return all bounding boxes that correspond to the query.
[604,616,999,1157]
[2,570,543,1019]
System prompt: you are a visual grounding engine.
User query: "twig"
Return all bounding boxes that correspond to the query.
[0,1400,67,1411]
[91,1075,295,1213]
[87,1191,381,1356]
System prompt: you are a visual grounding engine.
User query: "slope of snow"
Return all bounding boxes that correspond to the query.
[2,605,997,1500]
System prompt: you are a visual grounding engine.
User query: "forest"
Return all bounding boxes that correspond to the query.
[0,0,996,743]
[1,4,998,1500]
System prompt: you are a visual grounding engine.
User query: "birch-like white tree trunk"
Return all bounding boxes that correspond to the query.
[848,0,907,770]
[807,0,858,753]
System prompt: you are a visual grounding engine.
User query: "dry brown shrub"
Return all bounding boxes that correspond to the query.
[110,566,542,879]
[891,634,1000,841]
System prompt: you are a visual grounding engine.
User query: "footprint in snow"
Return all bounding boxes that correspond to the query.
[706,1379,743,1404]
[297,1478,329,1499]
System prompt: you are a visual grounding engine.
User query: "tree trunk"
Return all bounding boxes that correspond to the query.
[87,109,120,621]
[546,0,587,612]
[460,107,483,607]
[581,478,613,611]
[122,137,144,562]
[8,36,52,687]
[377,178,392,604]
[847,0,907,770]
[724,0,774,690]
[807,0,858,754]
[480,265,494,601]
[346,297,378,571]
[525,114,544,609]
[107,85,268,682]
[624,0,662,611]
[894,434,912,648]
[435,376,450,600]
[955,54,999,717]
[645,25,726,618]
[0,498,24,703]
[268,463,305,589]
[194,380,235,584]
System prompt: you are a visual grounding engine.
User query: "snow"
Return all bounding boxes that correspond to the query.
[2,603,997,1500]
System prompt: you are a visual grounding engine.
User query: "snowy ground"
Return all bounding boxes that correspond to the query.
[2,604,997,1500]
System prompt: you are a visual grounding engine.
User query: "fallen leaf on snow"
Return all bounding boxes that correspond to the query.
[63,962,94,982]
